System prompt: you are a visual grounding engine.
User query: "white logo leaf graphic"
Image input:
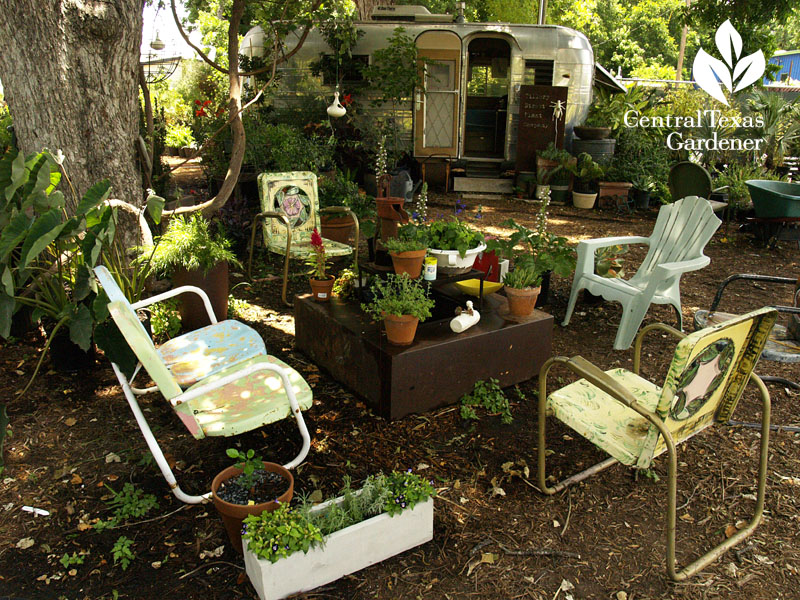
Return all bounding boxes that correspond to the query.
[693,48,732,105]
[715,19,742,68]
[732,50,766,92]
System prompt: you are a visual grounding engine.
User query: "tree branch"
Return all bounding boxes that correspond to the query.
[170,0,228,75]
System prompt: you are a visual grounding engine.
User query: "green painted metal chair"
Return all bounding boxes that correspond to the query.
[537,307,777,580]
[99,282,313,504]
[562,196,721,350]
[246,172,359,306]
[669,161,728,212]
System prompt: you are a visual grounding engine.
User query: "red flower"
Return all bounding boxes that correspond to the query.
[202,99,212,107]
[195,108,207,117]
[194,99,202,105]
[342,94,353,106]
[310,227,323,250]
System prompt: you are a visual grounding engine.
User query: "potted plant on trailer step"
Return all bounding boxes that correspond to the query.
[384,223,430,278]
[361,273,434,345]
[242,470,435,600]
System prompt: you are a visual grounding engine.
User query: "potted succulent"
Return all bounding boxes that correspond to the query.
[631,170,654,210]
[242,470,435,600]
[143,213,238,330]
[570,152,605,209]
[212,448,294,555]
[384,223,429,279]
[307,228,334,302]
[425,219,486,275]
[502,266,544,317]
[361,273,434,345]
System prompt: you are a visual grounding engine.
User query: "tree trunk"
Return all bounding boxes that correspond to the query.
[0,0,144,208]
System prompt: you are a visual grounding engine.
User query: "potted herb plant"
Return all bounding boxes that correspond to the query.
[242,470,435,600]
[503,266,544,317]
[211,448,294,555]
[425,219,486,275]
[384,223,429,278]
[307,228,334,302]
[361,273,434,345]
[143,213,238,330]
[570,152,605,209]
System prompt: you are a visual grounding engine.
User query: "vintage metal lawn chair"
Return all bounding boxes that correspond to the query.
[94,267,312,504]
[538,307,776,580]
[246,172,359,306]
[562,195,721,350]
[669,161,728,212]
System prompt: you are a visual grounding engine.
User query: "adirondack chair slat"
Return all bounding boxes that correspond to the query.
[563,196,721,350]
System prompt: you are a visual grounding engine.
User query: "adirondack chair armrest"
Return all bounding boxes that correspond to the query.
[576,236,650,274]
[652,255,710,278]
[131,285,217,324]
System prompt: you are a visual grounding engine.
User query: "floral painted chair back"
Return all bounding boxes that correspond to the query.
[636,307,776,469]
[258,171,319,250]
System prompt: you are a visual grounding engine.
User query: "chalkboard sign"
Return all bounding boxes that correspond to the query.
[515,85,568,171]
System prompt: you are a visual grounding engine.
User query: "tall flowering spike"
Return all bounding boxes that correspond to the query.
[310,228,323,250]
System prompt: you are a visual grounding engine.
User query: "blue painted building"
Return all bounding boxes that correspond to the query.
[766,50,800,83]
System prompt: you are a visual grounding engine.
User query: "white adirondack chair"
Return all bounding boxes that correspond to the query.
[562,196,721,350]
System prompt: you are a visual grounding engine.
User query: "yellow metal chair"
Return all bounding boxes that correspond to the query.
[246,172,358,306]
[537,307,777,580]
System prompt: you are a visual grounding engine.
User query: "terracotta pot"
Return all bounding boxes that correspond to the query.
[389,249,427,278]
[320,214,354,244]
[383,314,420,346]
[211,462,293,555]
[597,181,633,210]
[172,262,229,331]
[309,276,335,302]
[504,286,541,317]
[572,191,598,209]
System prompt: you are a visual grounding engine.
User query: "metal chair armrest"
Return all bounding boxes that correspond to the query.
[131,285,218,324]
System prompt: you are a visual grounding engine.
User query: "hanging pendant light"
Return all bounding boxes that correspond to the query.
[327,90,346,118]
[150,31,166,51]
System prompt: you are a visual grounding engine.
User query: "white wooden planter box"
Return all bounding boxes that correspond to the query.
[243,496,434,600]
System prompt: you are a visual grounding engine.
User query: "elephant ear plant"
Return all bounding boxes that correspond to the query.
[0,147,163,393]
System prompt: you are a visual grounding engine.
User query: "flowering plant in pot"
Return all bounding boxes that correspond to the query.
[425,218,485,275]
[384,223,429,278]
[361,273,434,345]
[306,228,334,302]
[211,448,294,555]
[242,470,435,600]
[141,213,238,330]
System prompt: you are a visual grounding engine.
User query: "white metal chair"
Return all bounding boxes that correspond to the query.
[562,196,721,350]
[95,267,312,504]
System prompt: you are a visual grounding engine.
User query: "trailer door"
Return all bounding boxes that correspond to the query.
[414,31,461,157]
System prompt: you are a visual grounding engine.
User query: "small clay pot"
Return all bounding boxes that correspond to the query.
[211,462,293,555]
[383,314,420,346]
[320,215,354,244]
[309,276,335,302]
[504,286,541,317]
[389,249,427,279]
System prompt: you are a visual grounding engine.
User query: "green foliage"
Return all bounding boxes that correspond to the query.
[164,123,195,149]
[142,214,238,276]
[227,295,251,320]
[242,503,324,563]
[60,552,85,569]
[243,470,435,563]
[384,223,430,253]
[538,142,571,163]
[485,217,576,279]
[363,27,424,107]
[606,127,672,202]
[318,173,360,210]
[587,86,652,134]
[595,244,628,278]
[361,273,434,321]
[460,378,513,424]
[333,267,358,300]
[111,536,135,571]
[426,219,484,258]
[503,267,541,289]
[99,483,159,528]
[713,162,782,214]
[150,299,181,343]
[226,448,264,490]
[570,153,605,192]
[745,90,800,170]
[0,101,12,154]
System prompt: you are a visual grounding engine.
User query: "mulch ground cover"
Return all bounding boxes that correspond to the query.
[1,175,799,599]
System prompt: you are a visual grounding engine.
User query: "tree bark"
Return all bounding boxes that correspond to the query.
[0,0,144,208]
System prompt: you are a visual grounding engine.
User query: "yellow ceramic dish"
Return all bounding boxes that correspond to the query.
[454,279,503,297]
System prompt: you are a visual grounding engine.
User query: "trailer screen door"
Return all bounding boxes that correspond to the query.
[415,32,461,157]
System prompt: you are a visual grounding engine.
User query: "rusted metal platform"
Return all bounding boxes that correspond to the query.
[295,289,553,420]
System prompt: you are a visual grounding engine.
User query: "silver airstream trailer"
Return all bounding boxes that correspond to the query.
[242,5,595,182]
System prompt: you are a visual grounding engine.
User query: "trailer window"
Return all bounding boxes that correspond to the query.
[314,54,369,86]
[524,60,554,86]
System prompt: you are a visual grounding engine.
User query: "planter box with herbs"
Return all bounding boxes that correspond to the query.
[242,471,435,600]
